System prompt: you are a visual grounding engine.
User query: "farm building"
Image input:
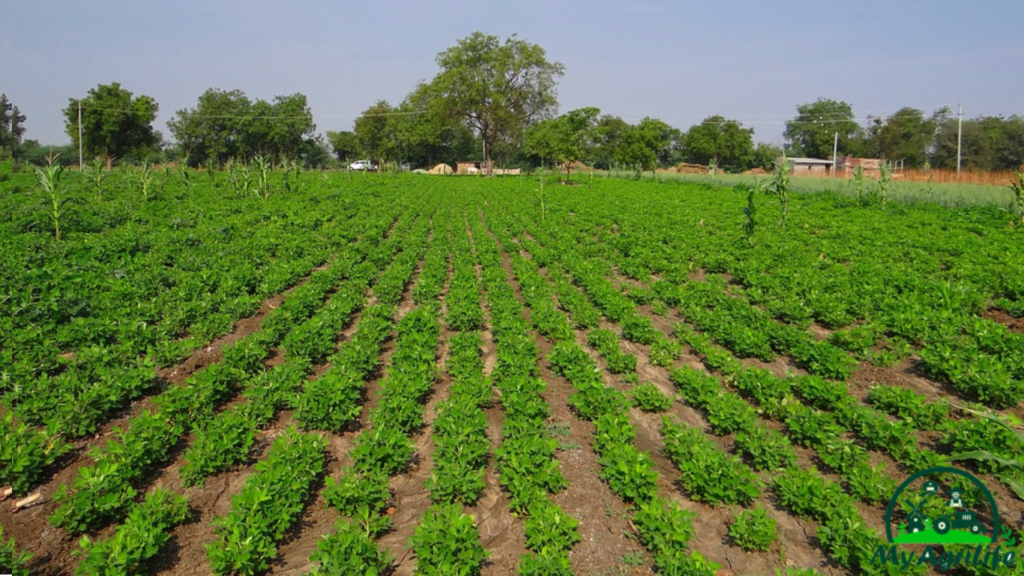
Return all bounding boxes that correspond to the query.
[784,157,834,175]
[834,157,882,178]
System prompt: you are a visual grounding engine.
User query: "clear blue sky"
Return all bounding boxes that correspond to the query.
[5,0,1023,146]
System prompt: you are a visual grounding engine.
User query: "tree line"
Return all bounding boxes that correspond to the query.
[3,32,1023,173]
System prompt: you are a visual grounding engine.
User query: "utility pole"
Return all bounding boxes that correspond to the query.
[832,132,839,178]
[956,103,963,181]
[78,100,83,170]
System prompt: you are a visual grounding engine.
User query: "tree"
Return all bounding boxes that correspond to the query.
[525,107,600,179]
[353,100,396,167]
[682,115,755,171]
[637,117,683,166]
[615,125,658,174]
[65,83,159,168]
[869,107,938,168]
[590,115,630,169]
[1,94,27,159]
[247,93,316,163]
[752,143,782,171]
[326,130,359,163]
[428,32,564,175]
[168,88,252,167]
[931,117,991,171]
[388,82,478,168]
[784,98,862,160]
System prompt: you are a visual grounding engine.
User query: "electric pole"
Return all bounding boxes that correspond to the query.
[956,103,963,181]
[832,132,839,178]
[78,100,83,170]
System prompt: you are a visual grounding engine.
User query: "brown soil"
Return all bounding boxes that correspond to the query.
[984,308,1024,333]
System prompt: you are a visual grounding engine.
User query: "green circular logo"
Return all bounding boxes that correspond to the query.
[884,467,1000,545]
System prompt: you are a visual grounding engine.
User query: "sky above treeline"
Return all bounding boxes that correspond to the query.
[5,0,1023,146]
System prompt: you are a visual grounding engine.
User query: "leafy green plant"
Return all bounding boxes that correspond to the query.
[631,383,672,412]
[632,497,695,556]
[763,159,792,226]
[743,185,758,244]
[206,428,325,575]
[35,156,79,241]
[408,503,488,576]
[853,164,865,204]
[877,161,891,206]
[135,162,156,200]
[661,418,761,505]
[76,488,188,576]
[1009,170,1024,224]
[308,519,393,576]
[0,526,32,576]
[729,505,777,551]
[524,500,580,553]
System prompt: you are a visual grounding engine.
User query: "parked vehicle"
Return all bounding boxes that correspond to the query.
[350,160,377,171]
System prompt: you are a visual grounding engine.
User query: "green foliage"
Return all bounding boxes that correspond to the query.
[169,89,315,166]
[206,428,325,575]
[1009,171,1024,224]
[631,383,672,412]
[729,506,777,551]
[408,503,488,576]
[65,83,159,166]
[524,500,580,554]
[308,520,393,576]
[632,497,695,556]
[681,115,755,172]
[0,526,32,576]
[784,98,861,159]
[429,32,565,168]
[76,489,188,576]
[661,418,761,506]
[36,157,79,241]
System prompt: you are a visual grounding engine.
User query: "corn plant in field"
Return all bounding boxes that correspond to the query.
[1009,171,1024,224]
[35,156,79,241]
[179,159,191,191]
[762,159,791,227]
[282,161,303,194]
[743,185,758,244]
[135,162,156,200]
[708,158,719,183]
[877,161,892,206]
[253,155,272,198]
[82,159,106,200]
[853,165,864,205]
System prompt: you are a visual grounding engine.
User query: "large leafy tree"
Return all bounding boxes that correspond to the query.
[590,115,630,169]
[64,83,159,168]
[866,107,938,168]
[428,32,564,175]
[682,115,754,171]
[930,114,1024,171]
[387,83,478,168]
[784,98,862,159]
[247,94,316,163]
[353,100,396,166]
[1,94,27,158]
[326,130,359,163]
[168,88,251,166]
[169,89,315,166]
[525,107,600,179]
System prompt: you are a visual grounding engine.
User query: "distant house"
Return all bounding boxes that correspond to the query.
[834,157,882,178]
[783,157,834,175]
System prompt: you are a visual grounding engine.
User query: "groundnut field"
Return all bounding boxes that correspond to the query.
[2,170,1024,576]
